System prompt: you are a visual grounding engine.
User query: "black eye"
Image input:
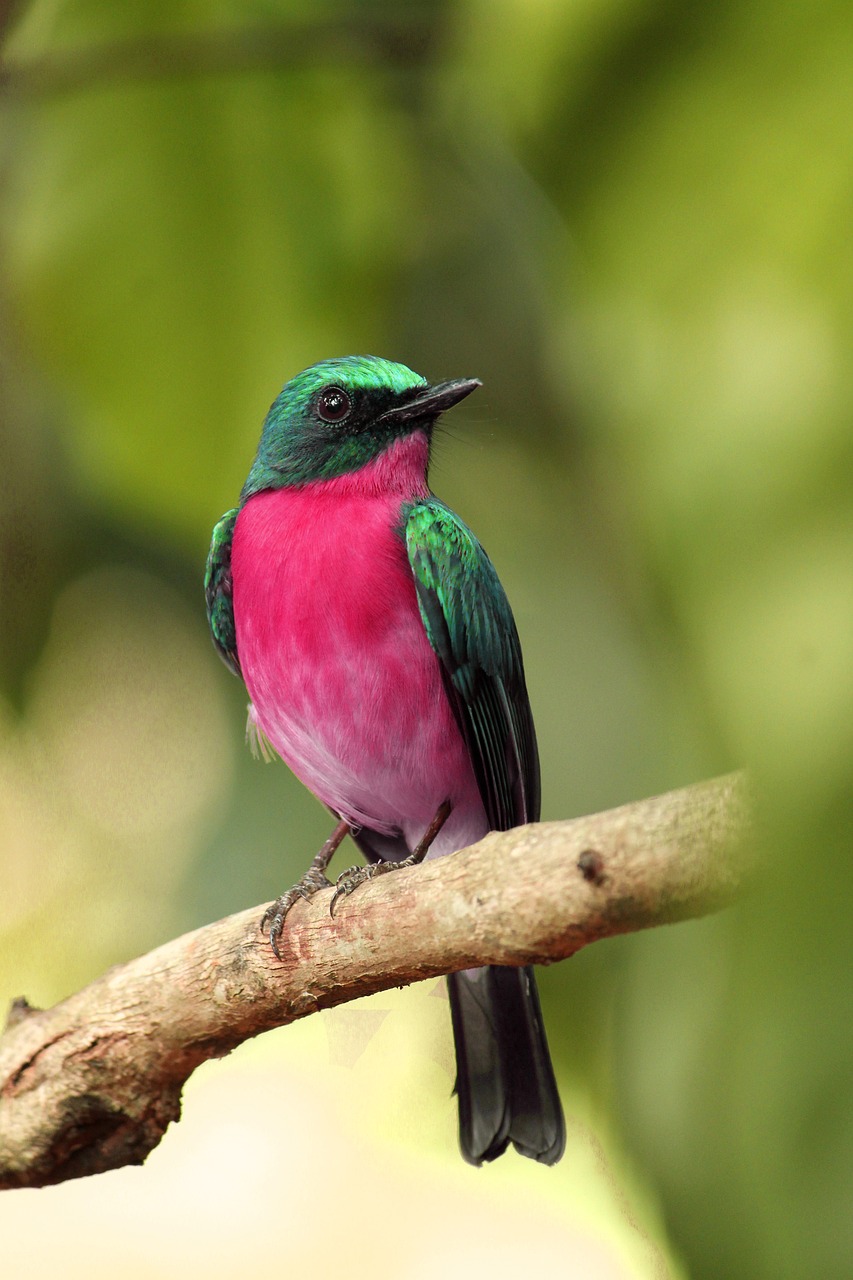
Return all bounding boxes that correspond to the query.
[316,386,352,424]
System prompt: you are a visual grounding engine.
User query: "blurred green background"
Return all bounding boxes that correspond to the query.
[1,2,852,1277]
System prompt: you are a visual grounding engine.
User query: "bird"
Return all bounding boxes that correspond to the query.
[205,355,565,1165]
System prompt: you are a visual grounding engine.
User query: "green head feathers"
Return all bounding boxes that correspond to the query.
[241,355,480,499]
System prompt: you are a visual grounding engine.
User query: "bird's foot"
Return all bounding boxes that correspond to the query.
[261,817,350,958]
[329,800,451,917]
[329,861,390,917]
[261,868,333,958]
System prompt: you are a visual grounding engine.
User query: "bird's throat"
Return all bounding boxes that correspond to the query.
[295,430,431,500]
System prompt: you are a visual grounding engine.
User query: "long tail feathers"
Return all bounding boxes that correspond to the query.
[448,965,565,1166]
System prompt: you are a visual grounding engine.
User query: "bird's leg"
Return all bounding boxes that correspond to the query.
[261,817,350,958]
[330,800,452,917]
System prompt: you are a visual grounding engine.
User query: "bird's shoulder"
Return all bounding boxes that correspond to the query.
[401,497,520,683]
[205,507,241,677]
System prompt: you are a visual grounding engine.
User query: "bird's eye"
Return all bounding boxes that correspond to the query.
[316,386,352,424]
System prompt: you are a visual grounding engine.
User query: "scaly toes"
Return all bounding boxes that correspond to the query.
[260,893,298,959]
[260,870,333,958]
[329,865,374,917]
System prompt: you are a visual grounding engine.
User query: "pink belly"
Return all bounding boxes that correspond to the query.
[230,485,487,854]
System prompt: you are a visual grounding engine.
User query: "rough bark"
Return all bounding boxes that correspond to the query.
[0,772,752,1190]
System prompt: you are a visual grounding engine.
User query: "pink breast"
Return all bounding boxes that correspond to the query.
[229,477,483,846]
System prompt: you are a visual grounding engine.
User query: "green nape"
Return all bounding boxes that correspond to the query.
[241,355,428,498]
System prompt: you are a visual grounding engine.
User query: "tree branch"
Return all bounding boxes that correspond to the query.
[0,772,751,1190]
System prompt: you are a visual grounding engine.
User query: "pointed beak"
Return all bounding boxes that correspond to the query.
[377,377,482,425]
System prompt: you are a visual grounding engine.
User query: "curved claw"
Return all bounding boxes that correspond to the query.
[329,864,378,917]
[259,889,309,960]
[329,884,347,918]
[268,925,284,961]
[329,864,360,917]
[260,903,286,960]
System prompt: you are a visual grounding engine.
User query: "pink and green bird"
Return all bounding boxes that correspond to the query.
[205,356,565,1165]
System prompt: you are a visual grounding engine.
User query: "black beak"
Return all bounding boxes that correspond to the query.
[377,377,481,425]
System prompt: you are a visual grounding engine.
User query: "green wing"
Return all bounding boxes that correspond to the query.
[405,499,540,830]
[204,508,241,677]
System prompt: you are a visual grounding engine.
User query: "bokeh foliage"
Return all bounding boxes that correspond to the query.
[1,3,852,1277]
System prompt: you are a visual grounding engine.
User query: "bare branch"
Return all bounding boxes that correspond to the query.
[0,772,752,1190]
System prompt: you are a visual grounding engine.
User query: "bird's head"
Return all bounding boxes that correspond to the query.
[240,355,480,499]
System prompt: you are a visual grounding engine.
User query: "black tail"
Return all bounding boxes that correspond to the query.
[447,964,565,1165]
